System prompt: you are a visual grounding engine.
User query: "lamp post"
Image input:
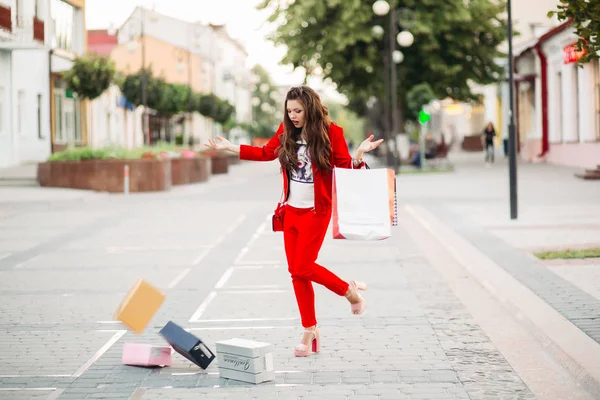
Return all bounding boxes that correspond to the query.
[373,0,413,169]
[507,0,518,219]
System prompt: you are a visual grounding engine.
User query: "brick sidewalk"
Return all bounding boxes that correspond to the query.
[0,157,598,399]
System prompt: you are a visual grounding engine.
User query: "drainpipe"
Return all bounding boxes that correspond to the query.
[535,43,549,158]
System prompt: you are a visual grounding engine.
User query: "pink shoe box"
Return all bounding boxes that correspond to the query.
[122,343,172,367]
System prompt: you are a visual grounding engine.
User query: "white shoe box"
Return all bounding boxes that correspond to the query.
[215,338,275,384]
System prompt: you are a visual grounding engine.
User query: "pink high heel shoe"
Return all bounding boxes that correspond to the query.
[345,281,367,315]
[294,326,320,357]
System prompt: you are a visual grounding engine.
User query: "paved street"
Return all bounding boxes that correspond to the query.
[1,152,600,400]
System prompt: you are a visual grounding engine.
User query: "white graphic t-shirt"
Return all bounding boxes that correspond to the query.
[287,139,314,209]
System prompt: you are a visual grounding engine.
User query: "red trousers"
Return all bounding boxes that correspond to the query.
[283,205,349,328]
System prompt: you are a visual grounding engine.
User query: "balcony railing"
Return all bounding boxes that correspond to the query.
[12,16,45,44]
[0,5,11,33]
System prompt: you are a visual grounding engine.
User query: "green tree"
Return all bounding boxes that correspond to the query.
[156,83,189,116]
[548,0,599,64]
[119,68,164,111]
[406,82,436,119]
[258,0,507,124]
[249,64,281,138]
[64,54,116,100]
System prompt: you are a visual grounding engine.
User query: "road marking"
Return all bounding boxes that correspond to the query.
[191,317,298,323]
[168,268,191,289]
[214,267,234,289]
[13,254,41,269]
[187,326,296,331]
[71,330,126,377]
[189,291,217,322]
[191,248,211,266]
[46,389,65,400]
[233,218,268,265]
[0,388,57,391]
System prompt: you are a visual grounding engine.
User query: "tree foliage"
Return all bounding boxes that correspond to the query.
[406,82,436,119]
[248,64,281,138]
[119,68,233,123]
[548,0,600,64]
[64,54,116,100]
[258,0,507,122]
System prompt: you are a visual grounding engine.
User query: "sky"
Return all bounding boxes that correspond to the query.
[85,0,336,93]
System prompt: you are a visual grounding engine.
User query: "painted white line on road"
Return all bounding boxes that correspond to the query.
[168,268,191,289]
[190,215,247,267]
[0,388,57,391]
[191,317,298,323]
[214,267,234,289]
[13,254,41,269]
[188,291,217,322]
[233,217,268,265]
[72,330,126,377]
[191,248,211,266]
[187,326,296,331]
[228,214,248,234]
[0,253,10,261]
[233,247,249,265]
[46,389,65,400]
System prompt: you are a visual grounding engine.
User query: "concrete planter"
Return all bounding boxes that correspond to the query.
[461,135,484,152]
[171,156,211,186]
[200,152,229,175]
[37,158,172,192]
[227,153,240,166]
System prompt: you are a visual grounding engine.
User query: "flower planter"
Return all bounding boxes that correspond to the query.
[227,153,240,166]
[37,158,172,193]
[171,156,210,185]
[199,151,229,175]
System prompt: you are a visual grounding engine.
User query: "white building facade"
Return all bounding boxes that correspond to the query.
[0,0,86,168]
[116,8,252,146]
[515,22,600,169]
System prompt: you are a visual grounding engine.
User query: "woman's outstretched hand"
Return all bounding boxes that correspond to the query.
[356,135,384,159]
[205,136,235,152]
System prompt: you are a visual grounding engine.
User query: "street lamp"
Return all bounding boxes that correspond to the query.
[372,1,414,169]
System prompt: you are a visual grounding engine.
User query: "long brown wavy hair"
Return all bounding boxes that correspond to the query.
[278,86,332,173]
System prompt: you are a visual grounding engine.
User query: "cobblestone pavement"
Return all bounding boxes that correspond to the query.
[0,154,598,399]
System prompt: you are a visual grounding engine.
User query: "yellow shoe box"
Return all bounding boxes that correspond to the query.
[115,279,165,334]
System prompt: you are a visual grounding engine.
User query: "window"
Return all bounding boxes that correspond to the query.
[74,98,81,141]
[16,0,24,27]
[54,92,64,142]
[37,94,43,139]
[51,0,75,52]
[557,72,563,143]
[17,90,25,135]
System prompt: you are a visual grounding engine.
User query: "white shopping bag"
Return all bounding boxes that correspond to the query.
[332,167,395,240]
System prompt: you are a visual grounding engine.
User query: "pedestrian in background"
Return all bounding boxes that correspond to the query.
[205,86,383,358]
[482,122,496,166]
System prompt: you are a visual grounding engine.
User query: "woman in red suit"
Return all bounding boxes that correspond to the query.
[205,86,383,357]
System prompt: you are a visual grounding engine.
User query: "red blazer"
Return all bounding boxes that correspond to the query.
[239,122,363,214]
